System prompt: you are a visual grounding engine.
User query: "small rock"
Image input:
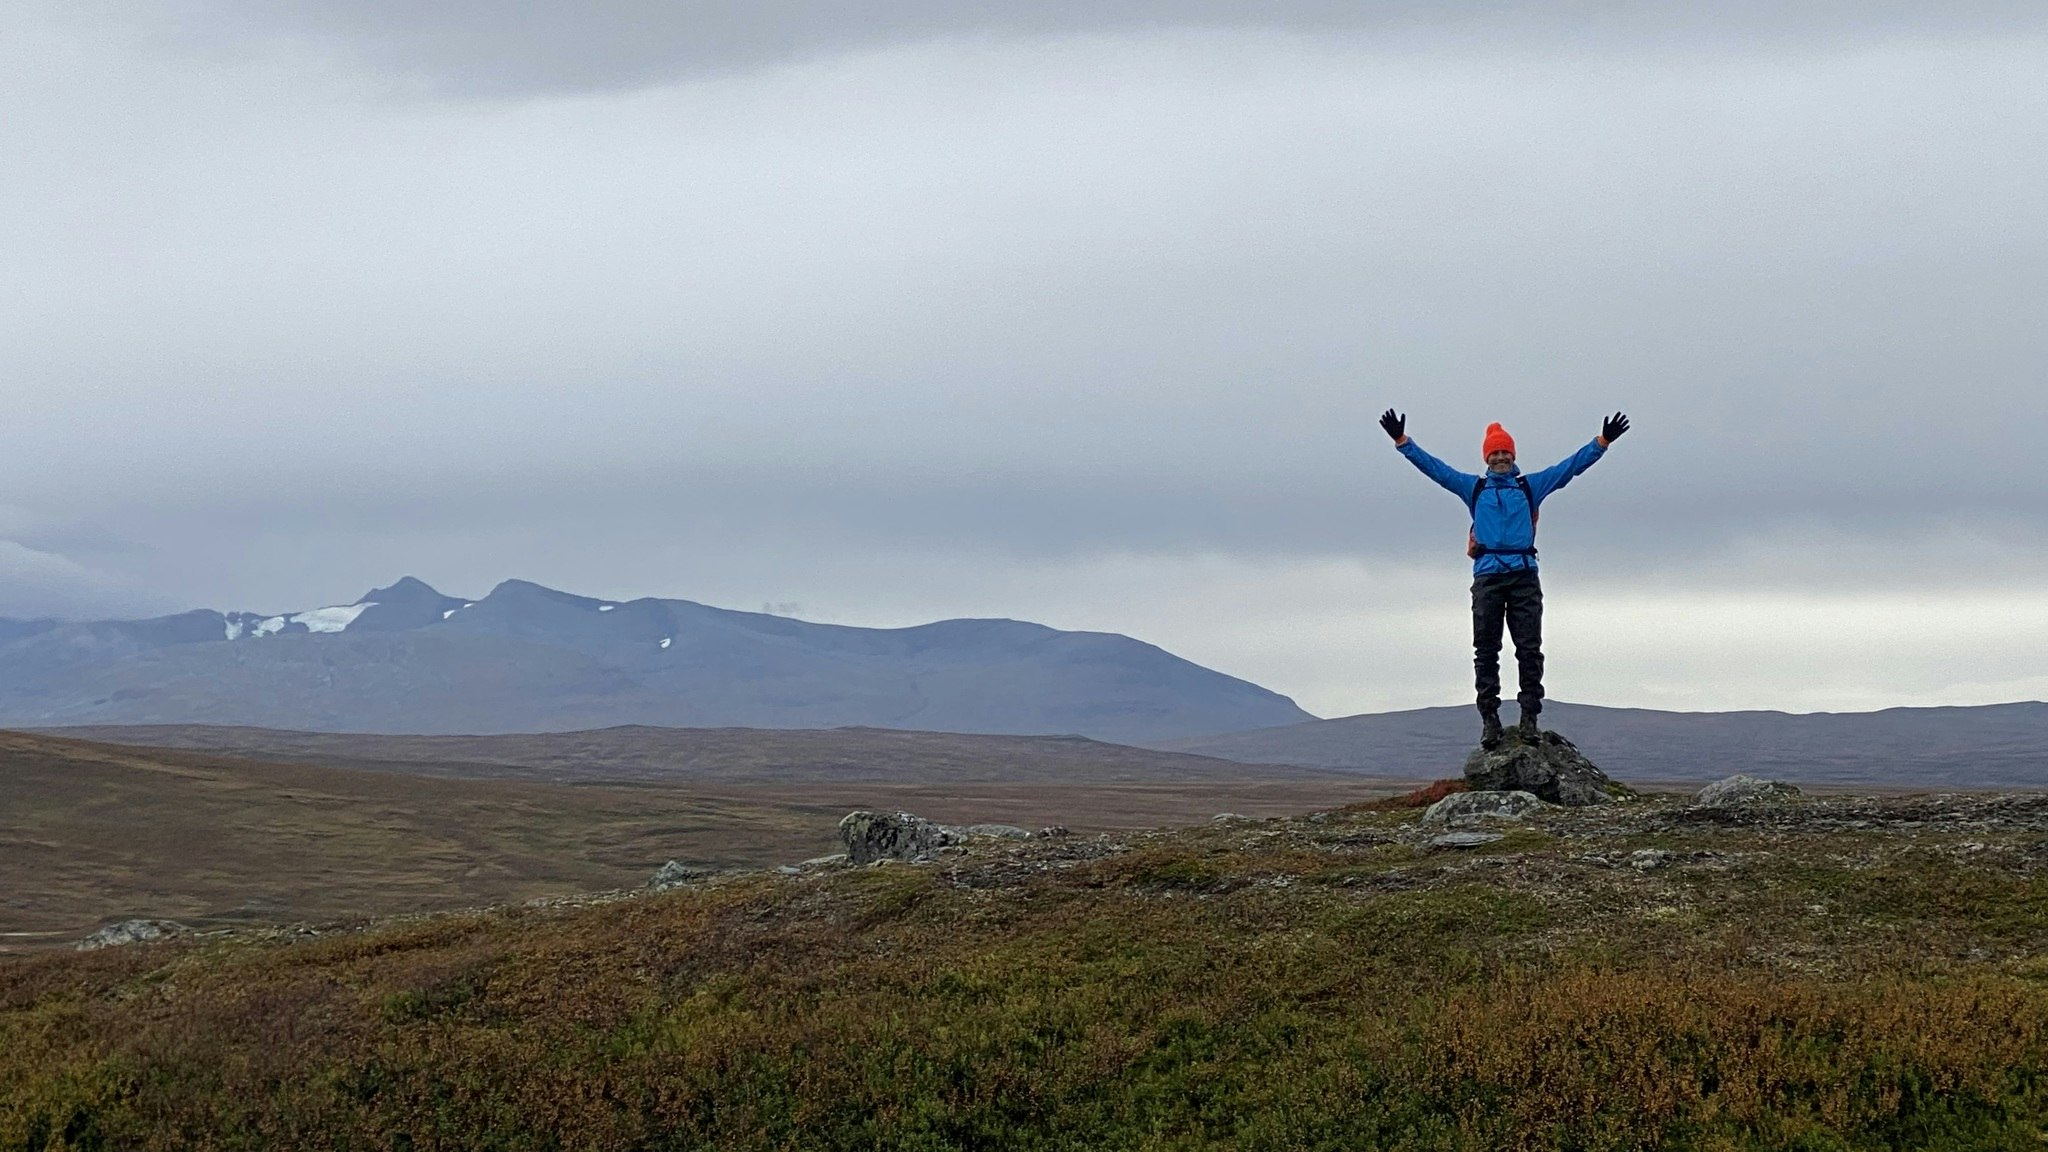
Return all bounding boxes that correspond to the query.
[1628,848,1678,871]
[776,865,803,876]
[1429,831,1506,850]
[799,853,849,869]
[1422,790,1546,825]
[1694,775,1801,808]
[839,811,964,865]
[649,860,710,891]
[77,919,186,951]
[1463,730,1630,806]
[965,824,1031,841]
[1212,813,1252,824]
[1035,825,1072,839]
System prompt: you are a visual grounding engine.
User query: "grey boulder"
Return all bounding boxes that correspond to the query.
[1695,774,1801,808]
[1463,730,1631,806]
[77,919,186,951]
[839,811,966,864]
[1422,790,1546,825]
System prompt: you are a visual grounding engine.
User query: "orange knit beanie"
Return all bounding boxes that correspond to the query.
[1482,422,1515,459]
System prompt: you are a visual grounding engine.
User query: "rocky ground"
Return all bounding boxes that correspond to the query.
[96,779,2048,960]
[742,779,2048,986]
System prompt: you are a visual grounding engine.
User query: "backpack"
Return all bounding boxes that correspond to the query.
[1466,475,1538,560]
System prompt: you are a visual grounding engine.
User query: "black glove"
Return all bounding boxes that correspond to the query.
[1379,409,1406,442]
[1602,412,1630,443]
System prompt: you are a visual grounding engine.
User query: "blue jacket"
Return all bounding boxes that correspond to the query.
[1396,437,1607,576]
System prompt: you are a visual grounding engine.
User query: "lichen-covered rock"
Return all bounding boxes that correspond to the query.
[77,919,185,951]
[1422,790,1546,825]
[648,860,710,891]
[1463,730,1632,806]
[1036,825,1072,839]
[1695,774,1801,808]
[799,853,850,870]
[839,811,965,864]
[1628,848,1678,871]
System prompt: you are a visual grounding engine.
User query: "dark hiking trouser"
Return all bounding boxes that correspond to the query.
[1472,568,1544,718]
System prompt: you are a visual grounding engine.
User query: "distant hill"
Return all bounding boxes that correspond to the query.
[0,577,1313,743]
[1150,700,2048,787]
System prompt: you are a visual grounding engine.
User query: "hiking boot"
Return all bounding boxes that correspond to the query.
[1479,710,1504,749]
[1516,712,1541,741]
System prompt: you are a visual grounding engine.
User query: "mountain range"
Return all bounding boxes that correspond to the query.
[0,577,1313,742]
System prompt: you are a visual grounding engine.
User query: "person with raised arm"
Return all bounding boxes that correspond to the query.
[1379,409,1629,748]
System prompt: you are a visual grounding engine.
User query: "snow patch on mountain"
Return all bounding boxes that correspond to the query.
[295,604,375,633]
[227,603,379,639]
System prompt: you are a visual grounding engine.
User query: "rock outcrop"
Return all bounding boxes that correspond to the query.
[1463,730,1632,806]
[1695,774,1801,808]
[77,919,186,951]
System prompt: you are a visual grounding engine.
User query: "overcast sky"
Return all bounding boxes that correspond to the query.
[3,2,2046,717]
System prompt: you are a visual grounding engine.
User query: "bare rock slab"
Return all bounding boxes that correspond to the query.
[1463,730,1633,807]
[1430,831,1506,850]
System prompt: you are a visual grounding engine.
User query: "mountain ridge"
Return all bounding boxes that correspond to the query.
[0,576,1312,742]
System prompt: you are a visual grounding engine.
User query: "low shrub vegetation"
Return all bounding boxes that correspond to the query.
[6,801,2048,1150]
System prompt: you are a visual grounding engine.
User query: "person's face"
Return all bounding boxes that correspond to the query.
[1486,450,1515,473]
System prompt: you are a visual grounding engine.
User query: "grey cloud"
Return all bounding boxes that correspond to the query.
[0,539,174,620]
[132,1,2048,95]
[4,6,2047,715]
